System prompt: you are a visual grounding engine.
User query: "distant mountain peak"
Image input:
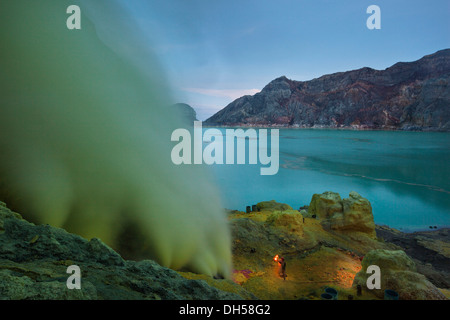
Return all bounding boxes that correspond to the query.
[273,75,290,82]
[172,103,198,123]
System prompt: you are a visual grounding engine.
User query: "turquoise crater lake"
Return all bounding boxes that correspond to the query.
[206,128,450,232]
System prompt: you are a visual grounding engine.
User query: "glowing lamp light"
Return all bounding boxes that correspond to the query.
[273,254,279,262]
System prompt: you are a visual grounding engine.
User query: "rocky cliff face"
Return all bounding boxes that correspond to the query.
[205,49,450,131]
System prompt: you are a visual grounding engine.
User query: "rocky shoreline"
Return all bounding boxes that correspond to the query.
[203,123,448,132]
[1,192,448,300]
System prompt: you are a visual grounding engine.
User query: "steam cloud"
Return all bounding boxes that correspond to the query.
[0,1,231,277]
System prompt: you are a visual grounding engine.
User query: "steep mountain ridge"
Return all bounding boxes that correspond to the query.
[205,49,450,131]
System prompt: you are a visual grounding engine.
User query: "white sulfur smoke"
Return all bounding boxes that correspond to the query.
[0,1,231,278]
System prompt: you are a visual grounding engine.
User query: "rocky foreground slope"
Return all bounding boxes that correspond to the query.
[0,201,250,300]
[205,49,450,131]
[1,192,448,300]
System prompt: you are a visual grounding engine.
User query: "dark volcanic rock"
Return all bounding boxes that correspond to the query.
[205,49,450,131]
[0,201,246,300]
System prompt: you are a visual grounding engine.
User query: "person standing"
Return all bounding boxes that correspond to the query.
[278,257,287,280]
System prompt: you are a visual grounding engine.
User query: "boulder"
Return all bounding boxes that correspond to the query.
[256,200,292,212]
[266,210,303,233]
[353,249,447,300]
[309,191,376,237]
[308,191,342,219]
[331,191,376,237]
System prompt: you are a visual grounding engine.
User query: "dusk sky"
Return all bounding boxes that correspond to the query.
[122,0,449,120]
